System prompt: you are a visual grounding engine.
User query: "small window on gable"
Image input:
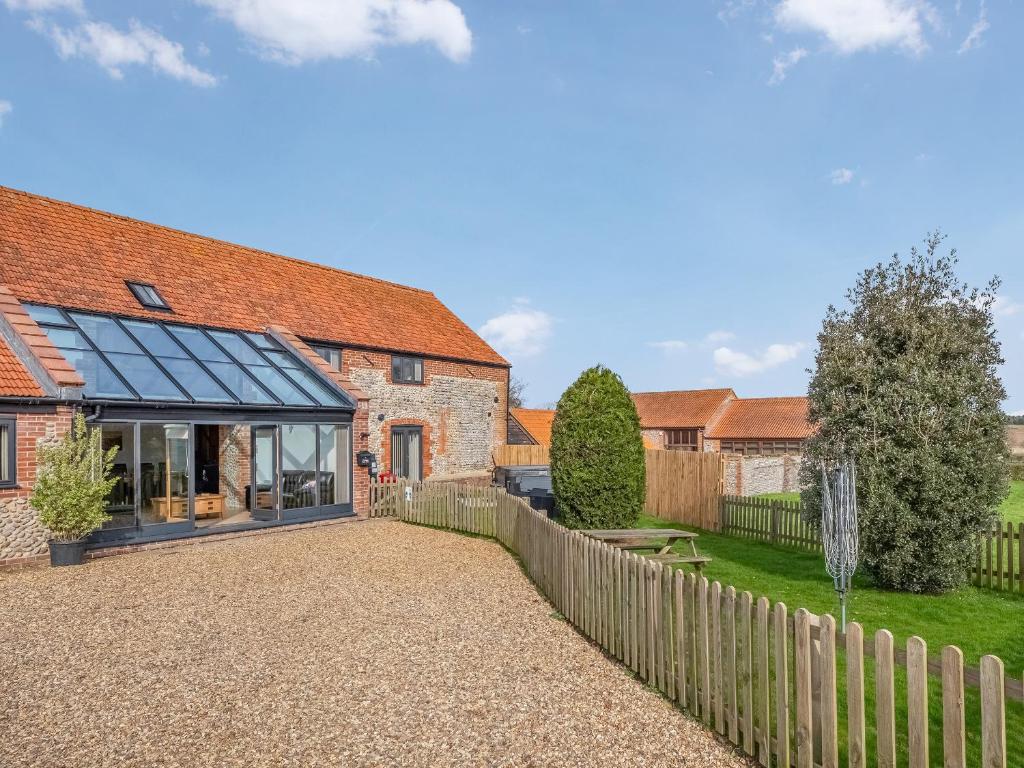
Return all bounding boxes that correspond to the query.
[126,281,171,311]
[311,344,342,371]
[391,355,423,384]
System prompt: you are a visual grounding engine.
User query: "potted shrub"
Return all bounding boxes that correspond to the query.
[32,412,118,566]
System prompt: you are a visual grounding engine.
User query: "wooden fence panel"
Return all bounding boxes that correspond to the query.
[645,449,723,529]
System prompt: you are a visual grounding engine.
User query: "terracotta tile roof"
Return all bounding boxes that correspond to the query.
[0,186,507,367]
[510,408,555,446]
[0,335,44,397]
[705,397,812,440]
[0,284,83,391]
[631,388,736,429]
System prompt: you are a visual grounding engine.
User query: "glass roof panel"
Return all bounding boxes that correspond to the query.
[103,352,187,401]
[261,349,297,369]
[204,361,277,404]
[121,319,188,359]
[45,327,92,351]
[252,367,316,406]
[244,332,279,350]
[167,326,232,363]
[60,349,134,399]
[206,330,267,366]
[69,313,142,354]
[25,304,350,409]
[157,358,234,403]
[282,366,348,406]
[26,305,71,326]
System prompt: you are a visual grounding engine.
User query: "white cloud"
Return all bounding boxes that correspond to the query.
[0,100,11,127]
[647,340,688,353]
[958,1,989,54]
[830,167,855,185]
[704,330,736,345]
[993,296,1023,317]
[32,19,217,86]
[713,342,806,377]
[2,0,83,12]
[768,46,807,85]
[196,0,473,64]
[479,305,552,360]
[774,0,938,55]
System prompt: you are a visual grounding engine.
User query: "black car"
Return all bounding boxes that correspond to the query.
[493,464,557,518]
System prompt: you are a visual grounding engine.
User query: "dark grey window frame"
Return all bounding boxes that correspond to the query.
[390,425,423,481]
[25,304,355,410]
[391,355,424,385]
[126,281,172,311]
[311,344,342,371]
[0,416,16,487]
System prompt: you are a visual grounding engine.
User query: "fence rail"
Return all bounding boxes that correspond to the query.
[721,495,822,551]
[369,479,1019,768]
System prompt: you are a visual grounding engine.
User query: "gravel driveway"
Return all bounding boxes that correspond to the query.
[1,520,747,768]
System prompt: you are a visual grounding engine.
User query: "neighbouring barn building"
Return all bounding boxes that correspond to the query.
[508,407,555,446]
[0,186,509,566]
[509,388,812,496]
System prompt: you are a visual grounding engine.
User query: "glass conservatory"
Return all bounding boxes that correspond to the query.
[26,304,356,544]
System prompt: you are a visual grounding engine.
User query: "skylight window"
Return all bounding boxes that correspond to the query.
[126,281,171,311]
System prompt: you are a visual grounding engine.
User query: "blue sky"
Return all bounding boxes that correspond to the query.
[2,0,1022,410]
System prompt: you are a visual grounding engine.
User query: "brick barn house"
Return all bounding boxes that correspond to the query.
[631,388,737,452]
[0,186,508,565]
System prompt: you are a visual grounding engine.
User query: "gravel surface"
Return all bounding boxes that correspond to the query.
[1,520,748,768]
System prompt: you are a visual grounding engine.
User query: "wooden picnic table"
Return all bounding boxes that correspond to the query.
[580,528,711,571]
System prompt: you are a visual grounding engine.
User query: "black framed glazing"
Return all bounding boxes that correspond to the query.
[390,425,423,481]
[88,416,354,546]
[126,281,171,311]
[23,304,356,410]
[391,355,423,384]
[0,417,16,487]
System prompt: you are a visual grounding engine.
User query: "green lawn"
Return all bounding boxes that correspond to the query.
[755,479,1024,523]
[1002,480,1024,524]
[635,513,1024,766]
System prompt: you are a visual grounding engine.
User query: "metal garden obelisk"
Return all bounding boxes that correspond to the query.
[821,458,859,631]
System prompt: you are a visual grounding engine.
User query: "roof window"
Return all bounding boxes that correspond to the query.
[126,281,171,311]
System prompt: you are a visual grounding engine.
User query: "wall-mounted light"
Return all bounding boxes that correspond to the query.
[377,414,385,422]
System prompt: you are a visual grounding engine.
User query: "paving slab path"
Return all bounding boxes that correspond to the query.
[0,520,748,768]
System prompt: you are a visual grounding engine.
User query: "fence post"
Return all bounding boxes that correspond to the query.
[771,501,780,546]
[942,645,966,768]
[980,655,1006,768]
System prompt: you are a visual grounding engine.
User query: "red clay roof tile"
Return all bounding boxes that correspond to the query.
[631,388,736,429]
[0,186,507,367]
[704,397,812,440]
[0,336,44,397]
[510,408,555,446]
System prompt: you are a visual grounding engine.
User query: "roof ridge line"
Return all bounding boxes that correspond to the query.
[0,184,433,298]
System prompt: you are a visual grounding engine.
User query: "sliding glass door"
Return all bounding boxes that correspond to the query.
[139,423,193,535]
[251,425,278,521]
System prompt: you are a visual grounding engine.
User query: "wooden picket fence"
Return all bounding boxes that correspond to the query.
[721,495,822,551]
[974,521,1024,593]
[368,479,1019,768]
[721,496,1024,594]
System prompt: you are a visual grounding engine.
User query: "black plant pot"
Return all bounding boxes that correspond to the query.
[49,539,86,567]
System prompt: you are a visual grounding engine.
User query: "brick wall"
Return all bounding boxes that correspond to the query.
[218,424,251,513]
[0,405,75,562]
[642,429,666,449]
[343,349,508,482]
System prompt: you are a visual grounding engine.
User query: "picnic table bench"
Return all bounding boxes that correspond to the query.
[580,528,711,572]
